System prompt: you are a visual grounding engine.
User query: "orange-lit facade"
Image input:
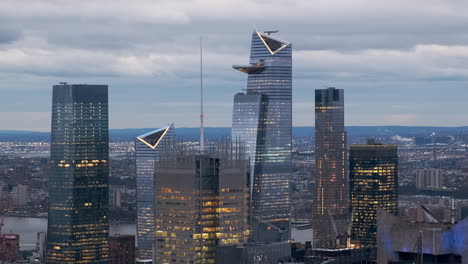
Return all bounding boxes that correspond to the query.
[154,144,250,263]
[350,142,398,246]
[136,125,175,260]
[313,87,348,248]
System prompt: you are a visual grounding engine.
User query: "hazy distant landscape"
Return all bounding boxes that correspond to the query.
[1,126,467,142]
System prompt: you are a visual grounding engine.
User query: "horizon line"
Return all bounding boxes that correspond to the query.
[2,125,468,133]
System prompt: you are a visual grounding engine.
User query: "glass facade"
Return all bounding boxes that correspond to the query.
[232,31,292,240]
[231,92,267,193]
[313,87,348,248]
[154,144,250,263]
[350,142,398,246]
[47,84,110,263]
[135,125,175,260]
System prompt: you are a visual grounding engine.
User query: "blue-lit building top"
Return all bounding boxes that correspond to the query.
[377,208,468,263]
[232,30,292,241]
[135,124,175,261]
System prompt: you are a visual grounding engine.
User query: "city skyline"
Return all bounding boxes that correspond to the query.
[1,1,468,131]
[2,1,468,263]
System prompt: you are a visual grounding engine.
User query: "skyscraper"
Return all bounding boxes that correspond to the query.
[135,125,175,260]
[154,143,250,263]
[231,92,267,191]
[47,84,109,263]
[232,30,292,241]
[350,140,398,247]
[313,87,348,248]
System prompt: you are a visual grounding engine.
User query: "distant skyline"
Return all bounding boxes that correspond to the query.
[1,0,468,131]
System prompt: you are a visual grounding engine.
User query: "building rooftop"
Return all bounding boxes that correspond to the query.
[255,31,290,55]
[136,124,172,149]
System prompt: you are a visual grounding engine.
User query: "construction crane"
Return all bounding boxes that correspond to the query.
[409,230,424,264]
[450,196,456,224]
[416,231,423,264]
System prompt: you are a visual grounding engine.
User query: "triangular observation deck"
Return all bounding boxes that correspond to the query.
[137,125,172,149]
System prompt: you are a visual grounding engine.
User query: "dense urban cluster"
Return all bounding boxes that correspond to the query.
[1,30,468,264]
[2,132,468,262]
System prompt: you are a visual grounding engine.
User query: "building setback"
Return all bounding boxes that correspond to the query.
[47,84,109,263]
[154,143,250,263]
[349,140,398,247]
[313,87,348,248]
[135,125,175,260]
[232,30,292,241]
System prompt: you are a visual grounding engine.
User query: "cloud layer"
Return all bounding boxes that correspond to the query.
[0,0,468,131]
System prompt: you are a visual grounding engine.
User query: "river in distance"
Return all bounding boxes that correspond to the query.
[2,216,136,251]
[4,216,312,251]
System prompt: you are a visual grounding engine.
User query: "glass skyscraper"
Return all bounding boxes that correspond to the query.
[135,124,175,260]
[47,84,110,263]
[313,87,348,248]
[232,30,292,241]
[231,92,267,192]
[350,140,398,246]
[154,143,250,263]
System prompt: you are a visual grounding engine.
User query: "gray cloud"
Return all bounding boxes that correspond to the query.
[0,0,468,130]
[0,24,21,45]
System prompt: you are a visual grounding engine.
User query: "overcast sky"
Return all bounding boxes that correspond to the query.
[1,0,467,131]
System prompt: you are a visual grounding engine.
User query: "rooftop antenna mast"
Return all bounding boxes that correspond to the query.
[200,37,205,153]
[450,196,456,224]
[432,132,437,166]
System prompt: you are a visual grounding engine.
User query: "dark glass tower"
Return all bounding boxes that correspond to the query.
[313,87,348,248]
[47,84,109,263]
[135,124,175,260]
[350,141,398,246]
[232,31,292,241]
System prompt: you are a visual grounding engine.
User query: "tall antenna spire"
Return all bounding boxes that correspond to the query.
[200,36,205,153]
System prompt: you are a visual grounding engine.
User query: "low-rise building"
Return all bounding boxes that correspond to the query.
[216,241,291,264]
[377,208,468,263]
[416,168,443,189]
